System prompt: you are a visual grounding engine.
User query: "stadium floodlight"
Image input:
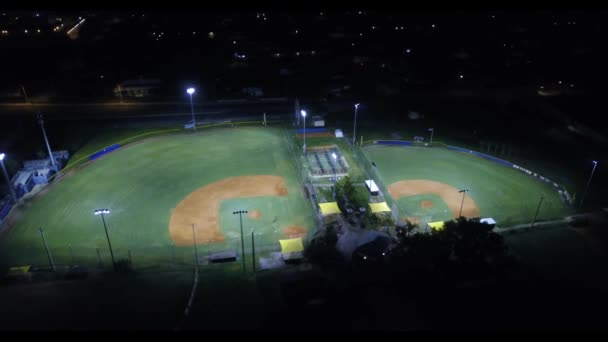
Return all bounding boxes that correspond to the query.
[187,87,196,129]
[352,103,360,148]
[458,189,469,217]
[0,153,17,203]
[233,210,248,273]
[93,208,116,271]
[580,160,598,208]
[300,110,307,153]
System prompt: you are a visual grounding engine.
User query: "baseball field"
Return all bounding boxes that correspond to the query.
[0,126,316,271]
[361,143,572,226]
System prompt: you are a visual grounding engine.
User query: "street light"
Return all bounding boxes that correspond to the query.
[458,189,469,217]
[0,153,17,203]
[187,87,196,130]
[580,160,598,208]
[352,103,360,148]
[300,110,307,153]
[233,210,248,273]
[94,209,116,271]
[331,152,338,199]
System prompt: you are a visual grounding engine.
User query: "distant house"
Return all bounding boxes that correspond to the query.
[114,78,162,98]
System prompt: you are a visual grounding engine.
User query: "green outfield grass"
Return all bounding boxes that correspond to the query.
[0,127,315,271]
[362,144,573,226]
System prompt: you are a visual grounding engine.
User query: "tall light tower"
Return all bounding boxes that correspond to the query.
[458,189,469,217]
[352,103,360,148]
[580,160,598,208]
[233,210,248,273]
[37,114,57,171]
[0,153,17,203]
[94,209,116,271]
[187,87,196,130]
[300,110,307,153]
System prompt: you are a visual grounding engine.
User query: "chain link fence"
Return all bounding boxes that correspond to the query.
[0,229,291,274]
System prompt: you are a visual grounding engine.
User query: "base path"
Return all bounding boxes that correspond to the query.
[388,180,480,219]
[169,175,288,246]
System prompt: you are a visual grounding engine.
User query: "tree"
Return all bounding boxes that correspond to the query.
[304,225,344,270]
[335,175,354,200]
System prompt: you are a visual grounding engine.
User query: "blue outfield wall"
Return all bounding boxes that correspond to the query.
[446,145,514,168]
[89,144,121,160]
[295,128,327,134]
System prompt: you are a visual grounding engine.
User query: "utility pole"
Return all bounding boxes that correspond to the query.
[37,114,57,170]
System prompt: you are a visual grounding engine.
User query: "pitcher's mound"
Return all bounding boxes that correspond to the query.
[283,225,307,238]
[421,200,434,209]
[248,210,262,219]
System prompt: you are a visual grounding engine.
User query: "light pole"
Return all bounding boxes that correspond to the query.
[233,210,248,273]
[458,189,469,217]
[331,152,338,199]
[0,153,17,204]
[428,128,434,146]
[251,230,256,273]
[531,195,544,229]
[580,160,598,208]
[187,87,196,130]
[94,209,116,271]
[192,223,199,267]
[37,114,57,171]
[352,103,360,148]
[300,110,307,153]
[39,227,55,272]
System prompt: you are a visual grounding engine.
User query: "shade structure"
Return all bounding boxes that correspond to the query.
[319,202,342,216]
[368,202,391,213]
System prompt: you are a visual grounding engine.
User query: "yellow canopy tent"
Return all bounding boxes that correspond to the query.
[279,238,304,254]
[427,221,446,231]
[279,238,304,261]
[319,202,342,216]
[368,202,391,213]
